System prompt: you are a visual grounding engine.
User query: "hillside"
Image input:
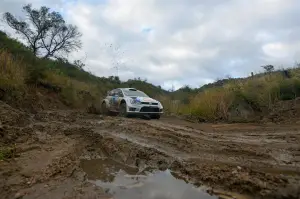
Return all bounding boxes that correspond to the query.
[0,30,168,112]
[168,68,300,123]
[1,30,300,123]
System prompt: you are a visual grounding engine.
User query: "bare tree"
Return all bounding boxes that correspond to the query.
[3,4,82,59]
[261,65,274,73]
[73,60,85,70]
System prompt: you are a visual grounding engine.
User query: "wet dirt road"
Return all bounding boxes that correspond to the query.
[1,105,300,199]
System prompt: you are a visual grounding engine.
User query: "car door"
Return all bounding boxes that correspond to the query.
[105,89,114,110]
[115,89,124,109]
[109,89,120,109]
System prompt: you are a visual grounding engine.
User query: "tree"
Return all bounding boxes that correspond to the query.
[180,85,192,92]
[261,65,274,73]
[73,60,85,70]
[3,4,82,59]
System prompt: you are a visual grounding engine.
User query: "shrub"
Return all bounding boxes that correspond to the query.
[0,50,26,88]
[279,78,300,100]
[25,63,47,85]
[189,88,234,121]
[0,146,16,160]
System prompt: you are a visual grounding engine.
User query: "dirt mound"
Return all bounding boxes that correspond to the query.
[267,97,300,123]
[0,86,67,114]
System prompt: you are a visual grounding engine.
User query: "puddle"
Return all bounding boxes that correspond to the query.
[80,158,217,199]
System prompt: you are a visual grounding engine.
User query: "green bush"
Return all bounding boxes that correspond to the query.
[25,63,47,85]
[61,85,78,107]
[0,146,15,160]
[279,79,300,100]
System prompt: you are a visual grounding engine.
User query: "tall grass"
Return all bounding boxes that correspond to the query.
[0,50,26,88]
[0,49,101,109]
[189,88,234,121]
[166,69,300,122]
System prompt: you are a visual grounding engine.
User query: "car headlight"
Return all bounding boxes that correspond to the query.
[158,102,163,108]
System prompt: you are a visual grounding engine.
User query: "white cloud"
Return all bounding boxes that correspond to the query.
[262,41,300,63]
[1,0,300,90]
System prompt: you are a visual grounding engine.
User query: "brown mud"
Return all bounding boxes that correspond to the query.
[0,101,300,199]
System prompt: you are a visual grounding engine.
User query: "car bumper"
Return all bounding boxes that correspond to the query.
[126,105,163,114]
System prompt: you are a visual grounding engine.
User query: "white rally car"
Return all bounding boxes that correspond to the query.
[101,88,163,119]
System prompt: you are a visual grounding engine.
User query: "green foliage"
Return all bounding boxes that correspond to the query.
[125,78,167,98]
[1,28,300,123]
[0,30,166,109]
[61,85,77,106]
[0,146,15,160]
[166,69,300,122]
[26,63,46,85]
[261,65,275,73]
[279,78,300,100]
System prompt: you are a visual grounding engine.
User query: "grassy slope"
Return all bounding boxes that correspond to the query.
[170,69,300,122]
[0,31,167,111]
[1,30,300,122]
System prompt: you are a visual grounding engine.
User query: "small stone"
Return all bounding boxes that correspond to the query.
[237,166,242,170]
[232,170,238,174]
[14,192,24,199]
[44,184,48,188]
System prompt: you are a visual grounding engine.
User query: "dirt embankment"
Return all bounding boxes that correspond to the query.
[0,100,300,199]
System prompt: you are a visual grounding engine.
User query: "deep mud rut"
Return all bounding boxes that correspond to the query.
[1,102,300,199]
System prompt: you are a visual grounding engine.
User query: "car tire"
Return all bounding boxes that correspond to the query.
[151,114,160,119]
[119,102,128,117]
[101,102,108,115]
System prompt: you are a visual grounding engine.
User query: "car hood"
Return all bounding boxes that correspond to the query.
[129,96,159,103]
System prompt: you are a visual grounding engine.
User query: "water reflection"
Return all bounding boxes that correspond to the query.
[80,158,217,199]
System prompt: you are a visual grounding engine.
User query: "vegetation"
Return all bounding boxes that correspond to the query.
[163,68,300,122]
[1,5,300,123]
[0,30,167,110]
[0,145,16,160]
[3,4,82,59]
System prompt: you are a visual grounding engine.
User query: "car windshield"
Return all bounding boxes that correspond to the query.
[123,90,148,97]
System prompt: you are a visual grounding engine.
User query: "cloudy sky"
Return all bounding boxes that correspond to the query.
[1,0,300,90]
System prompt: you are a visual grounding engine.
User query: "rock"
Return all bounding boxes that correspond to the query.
[237,166,242,170]
[14,192,24,199]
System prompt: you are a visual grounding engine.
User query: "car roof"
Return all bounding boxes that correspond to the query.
[118,88,139,91]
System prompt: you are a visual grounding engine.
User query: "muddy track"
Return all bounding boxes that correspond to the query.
[0,104,300,199]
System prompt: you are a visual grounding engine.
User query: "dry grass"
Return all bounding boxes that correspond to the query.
[43,70,104,108]
[0,49,103,109]
[0,50,26,88]
[165,69,300,122]
[188,88,234,121]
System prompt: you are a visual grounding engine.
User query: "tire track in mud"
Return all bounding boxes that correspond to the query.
[99,118,273,165]
[87,117,300,199]
[1,105,300,199]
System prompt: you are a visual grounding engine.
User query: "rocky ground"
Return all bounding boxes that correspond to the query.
[0,100,300,199]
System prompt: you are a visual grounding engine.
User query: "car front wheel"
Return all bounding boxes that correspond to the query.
[151,114,161,119]
[119,103,128,117]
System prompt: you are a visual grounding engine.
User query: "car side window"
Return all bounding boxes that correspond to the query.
[117,89,124,97]
[108,90,115,96]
